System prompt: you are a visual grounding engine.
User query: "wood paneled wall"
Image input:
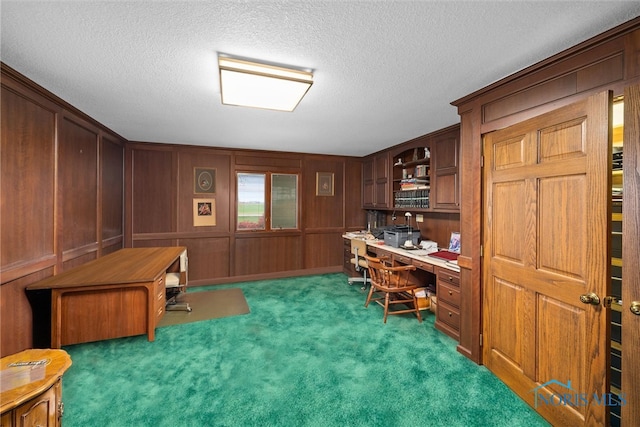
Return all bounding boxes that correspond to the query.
[0,64,126,356]
[1,62,364,355]
[126,142,364,285]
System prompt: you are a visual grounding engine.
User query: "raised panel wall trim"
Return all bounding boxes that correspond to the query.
[234,231,303,239]
[133,232,232,240]
[451,23,632,107]
[304,228,348,233]
[483,74,577,123]
[1,75,61,115]
[0,254,57,285]
[575,53,624,92]
[201,266,342,286]
[482,53,625,124]
[2,63,127,140]
[101,235,123,247]
[61,243,99,262]
[235,154,302,168]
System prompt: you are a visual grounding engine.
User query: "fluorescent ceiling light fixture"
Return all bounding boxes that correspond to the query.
[219,57,313,112]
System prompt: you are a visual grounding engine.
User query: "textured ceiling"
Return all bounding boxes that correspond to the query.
[2,1,640,157]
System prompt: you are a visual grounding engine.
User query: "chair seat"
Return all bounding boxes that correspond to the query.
[350,258,368,269]
[165,272,181,287]
[363,254,422,323]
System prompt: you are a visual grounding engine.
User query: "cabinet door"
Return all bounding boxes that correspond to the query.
[14,382,60,427]
[432,135,459,211]
[362,158,375,208]
[1,411,12,427]
[373,153,389,208]
[362,153,390,208]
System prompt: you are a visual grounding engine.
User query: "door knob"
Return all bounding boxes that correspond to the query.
[631,301,640,316]
[579,292,600,305]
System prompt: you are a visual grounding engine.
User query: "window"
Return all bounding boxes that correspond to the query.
[237,172,298,230]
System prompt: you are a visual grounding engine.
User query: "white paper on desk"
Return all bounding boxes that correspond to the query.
[411,250,430,256]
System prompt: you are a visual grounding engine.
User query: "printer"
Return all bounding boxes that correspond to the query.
[383,226,419,248]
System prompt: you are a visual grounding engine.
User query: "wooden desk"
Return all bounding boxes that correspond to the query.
[1,349,71,426]
[343,235,462,340]
[26,247,186,348]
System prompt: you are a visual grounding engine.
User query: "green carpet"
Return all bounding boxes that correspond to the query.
[61,273,549,427]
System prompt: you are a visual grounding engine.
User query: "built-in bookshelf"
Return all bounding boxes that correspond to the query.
[392,147,431,209]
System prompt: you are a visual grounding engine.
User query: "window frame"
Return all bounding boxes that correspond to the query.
[235,170,300,232]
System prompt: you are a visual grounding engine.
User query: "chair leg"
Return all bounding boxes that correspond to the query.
[364,284,375,307]
[347,276,365,285]
[412,292,423,322]
[383,293,390,323]
[360,270,369,291]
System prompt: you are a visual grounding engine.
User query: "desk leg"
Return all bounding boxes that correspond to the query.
[146,282,156,342]
[51,290,63,349]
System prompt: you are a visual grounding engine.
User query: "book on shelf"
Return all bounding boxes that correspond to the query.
[394,188,430,208]
[400,184,430,190]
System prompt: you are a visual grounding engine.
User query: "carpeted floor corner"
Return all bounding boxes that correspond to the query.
[61,273,549,427]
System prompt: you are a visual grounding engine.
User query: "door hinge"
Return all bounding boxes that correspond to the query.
[480,245,483,257]
[480,333,483,346]
[481,155,484,168]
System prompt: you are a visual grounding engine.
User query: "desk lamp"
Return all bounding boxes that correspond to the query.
[405,212,414,247]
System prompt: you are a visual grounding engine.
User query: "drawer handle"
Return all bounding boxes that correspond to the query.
[448,312,453,317]
[157,291,164,301]
[448,276,454,281]
[448,291,453,296]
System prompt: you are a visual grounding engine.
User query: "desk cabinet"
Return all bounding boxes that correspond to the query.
[154,274,167,324]
[435,266,460,340]
[0,349,71,427]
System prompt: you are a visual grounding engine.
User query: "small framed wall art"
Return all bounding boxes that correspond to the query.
[194,167,216,194]
[316,172,334,196]
[193,198,216,226]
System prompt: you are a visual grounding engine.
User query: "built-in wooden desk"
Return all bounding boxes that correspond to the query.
[343,234,461,339]
[26,247,186,348]
[343,233,459,273]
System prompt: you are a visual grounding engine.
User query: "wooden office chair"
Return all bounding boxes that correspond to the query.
[347,239,370,290]
[165,248,192,312]
[364,254,422,323]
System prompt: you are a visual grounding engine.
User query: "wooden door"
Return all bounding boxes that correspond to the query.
[483,90,611,426]
[621,84,640,425]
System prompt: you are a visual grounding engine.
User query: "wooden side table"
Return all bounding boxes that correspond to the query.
[0,349,72,427]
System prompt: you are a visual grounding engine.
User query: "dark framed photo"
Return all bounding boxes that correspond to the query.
[194,167,216,194]
[316,172,334,196]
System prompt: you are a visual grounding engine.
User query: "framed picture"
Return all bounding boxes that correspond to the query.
[316,172,334,196]
[448,231,461,253]
[193,198,216,226]
[194,167,216,194]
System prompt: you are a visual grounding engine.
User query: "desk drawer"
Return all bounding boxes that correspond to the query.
[412,259,434,273]
[438,281,460,309]
[393,253,412,265]
[154,275,166,312]
[437,267,459,286]
[437,300,460,332]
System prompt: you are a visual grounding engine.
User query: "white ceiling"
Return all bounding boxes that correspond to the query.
[2,1,640,157]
